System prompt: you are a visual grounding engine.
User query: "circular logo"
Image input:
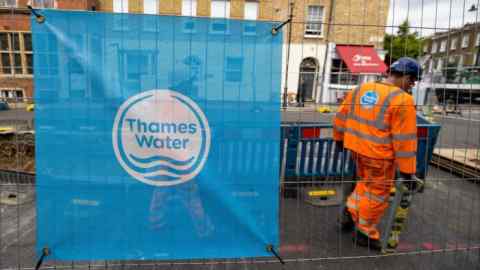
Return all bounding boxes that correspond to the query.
[112,90,211,186]
[360,91,379,109]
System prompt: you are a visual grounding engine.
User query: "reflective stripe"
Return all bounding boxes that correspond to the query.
[337,127,392,144]
[375,90,403,130]
[392,133,417,141]
[349,87,361,113]
[363,191,386,203]
[335,113,348,121]
[351,192,361,201]
[349,114,391,130]
[395,151,416,158]
[346,201,358,211]
[359,218,369,225]
[348,87,402,131]
[356,226,373,238]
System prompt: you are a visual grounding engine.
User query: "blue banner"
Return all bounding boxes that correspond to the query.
[33,10,282,260]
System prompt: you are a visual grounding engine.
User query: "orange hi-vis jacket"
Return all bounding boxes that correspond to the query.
[333,82,417,174]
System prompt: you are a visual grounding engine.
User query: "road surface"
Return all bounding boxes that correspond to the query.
[0,168,479,270]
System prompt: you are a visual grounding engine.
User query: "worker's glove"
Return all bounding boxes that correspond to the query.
[398,172,414,190]
[399,173,423,192]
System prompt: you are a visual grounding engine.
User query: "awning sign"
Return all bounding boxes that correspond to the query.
[336,45,388,74]
[33,10,281,261]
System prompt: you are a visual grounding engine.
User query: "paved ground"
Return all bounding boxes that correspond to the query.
[0,168,479,270]
[1,107,479,269]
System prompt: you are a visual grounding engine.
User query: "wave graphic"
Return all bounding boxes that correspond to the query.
[117,94,208,182]
[129,154,195,166]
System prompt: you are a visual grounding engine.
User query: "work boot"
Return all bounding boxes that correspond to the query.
[338,208,354,232]
[353,229,382,251]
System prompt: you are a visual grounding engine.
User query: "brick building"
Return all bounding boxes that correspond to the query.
[423,23,480,81]
[0,0,95,104]
[1,0,390,104]
[95,0,390,103]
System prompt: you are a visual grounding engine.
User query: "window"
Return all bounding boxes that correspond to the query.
[209,20,229,34]
[436,58,443,71]
[30,0,55,8]
[211,0,230,18]
[448,55,456,65]
[182,0,197,16]
[428,59,433,72]
[462,34,470,48]
[0,89,24,102]
[431,42,438,53]
[182,20,196,33]
[113,0,128,13]
[330,58,360,85]
[225,57,243,82]
[123,52,156,81]
[305,6,324,36]
[243,23,257,35]
[440,40,447,52]
[244,1,258,20]
[450,37,457,50]
[0,0,17,7]
[476,34,480,47]
[423,44,429,53]
[0,32,33,76]
[458,55,464,68]
[144,0,157,14]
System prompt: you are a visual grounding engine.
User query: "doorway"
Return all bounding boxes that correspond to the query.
[298,57,319,103]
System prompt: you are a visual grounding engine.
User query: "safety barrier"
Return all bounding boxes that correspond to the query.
[280,114,441,181]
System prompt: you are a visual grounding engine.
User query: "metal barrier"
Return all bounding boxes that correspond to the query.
[1,0,480,269]
[281,115,441,180]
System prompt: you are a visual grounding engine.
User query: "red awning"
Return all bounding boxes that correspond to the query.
[335,45,387,74]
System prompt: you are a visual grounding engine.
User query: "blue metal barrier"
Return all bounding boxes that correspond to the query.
[280,114,441,180]
[416,115,441,179]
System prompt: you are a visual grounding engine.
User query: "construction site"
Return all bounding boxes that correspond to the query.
[1,0,480,270]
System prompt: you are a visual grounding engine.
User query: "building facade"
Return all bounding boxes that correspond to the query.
[0,0,96,104]
[96,0,390,103]
[1,0,390,104]
[423,23,480,83]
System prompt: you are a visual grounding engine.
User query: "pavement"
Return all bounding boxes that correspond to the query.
[1,106,480,269]
[0,168,479,270]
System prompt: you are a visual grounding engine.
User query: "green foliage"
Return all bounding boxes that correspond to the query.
[384,20,424,62]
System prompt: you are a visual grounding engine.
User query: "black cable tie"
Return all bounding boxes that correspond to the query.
[271,18,292,35]
[27,5,46,24]
[35,247,50,270]
[266,244,285,264]
[272,2,294,36]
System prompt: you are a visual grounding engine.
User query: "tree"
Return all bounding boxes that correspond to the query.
[383,20,424,64]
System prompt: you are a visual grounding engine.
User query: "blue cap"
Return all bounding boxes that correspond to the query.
[389,57,422,80]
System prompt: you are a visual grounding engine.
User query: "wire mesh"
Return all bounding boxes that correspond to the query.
[1,0,480,269]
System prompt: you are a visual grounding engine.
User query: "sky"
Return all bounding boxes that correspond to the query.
[387,0,480,36]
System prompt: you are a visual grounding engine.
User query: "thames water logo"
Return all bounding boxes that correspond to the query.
[112,90,211,186]
[360,91,378,109]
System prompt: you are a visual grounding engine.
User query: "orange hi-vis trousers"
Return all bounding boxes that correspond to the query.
[346,153,395,240]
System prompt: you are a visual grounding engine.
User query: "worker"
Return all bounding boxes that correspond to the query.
[333,57,421,250]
